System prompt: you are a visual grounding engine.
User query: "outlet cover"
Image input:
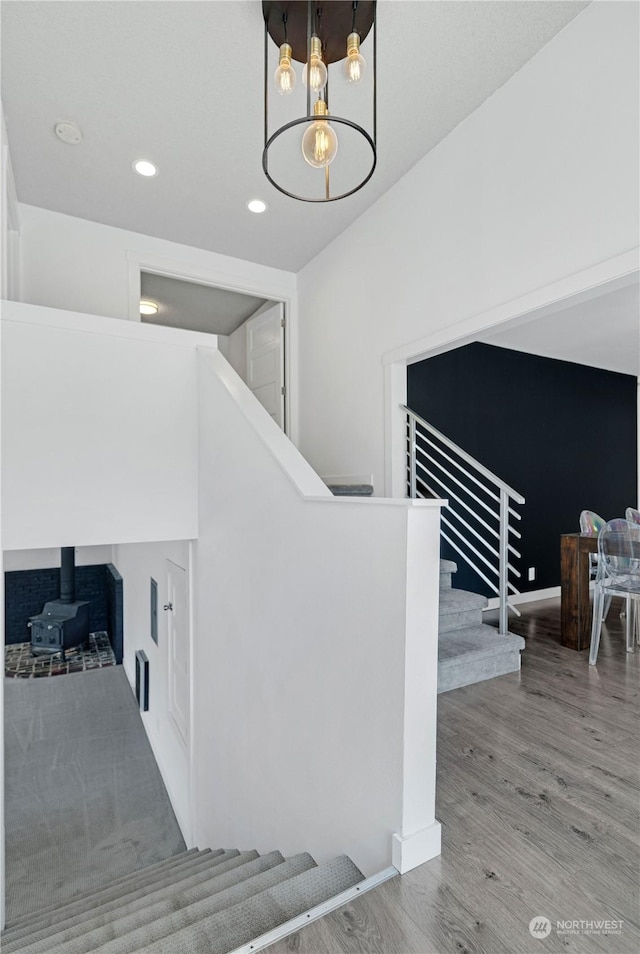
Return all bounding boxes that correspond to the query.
[528,567,536,582]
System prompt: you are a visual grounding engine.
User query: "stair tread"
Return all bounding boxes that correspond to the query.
[2,849,204,932]
[67,853,318,954]
[124,855,364,954]
[439,588,488,613]
[327,484,373,496]
[439,559,458,574]
[438,624,525,661]
[23,851,278,954]
[2,850,236,947]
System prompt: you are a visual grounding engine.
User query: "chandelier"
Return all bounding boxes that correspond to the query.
[262,1,376,202]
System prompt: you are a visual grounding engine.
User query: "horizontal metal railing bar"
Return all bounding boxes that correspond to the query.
[508,507,522,521]
[441,514,500,577]
[507,563,521,578]
[414,429,501,504]
[440,530,500,595]
[403,406,525,504]
[508,601,522,618]
[509,525,522,540]
[418,464,502,540]
[508,544,522,559]
[445,508,501,558]
[415,451,498,523]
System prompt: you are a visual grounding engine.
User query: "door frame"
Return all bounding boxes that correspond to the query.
[382,249,640,498]
[126,250,297,443]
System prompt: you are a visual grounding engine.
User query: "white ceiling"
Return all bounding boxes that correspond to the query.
[140,272,267,336]
[1,0,589,272]
[479,281,640,377]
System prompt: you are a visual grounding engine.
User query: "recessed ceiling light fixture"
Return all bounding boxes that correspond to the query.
[262,0,376,202]
[247,199,268,214]
[133,160,158,177]
[139,299,159,316]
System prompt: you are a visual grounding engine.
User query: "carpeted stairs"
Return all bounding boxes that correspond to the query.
[438,559,525,693]
[1,848,364,954]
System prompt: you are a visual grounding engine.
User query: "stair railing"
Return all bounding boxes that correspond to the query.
[403,405,525,635]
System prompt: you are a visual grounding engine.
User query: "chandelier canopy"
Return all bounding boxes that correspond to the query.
[262,1,377,202]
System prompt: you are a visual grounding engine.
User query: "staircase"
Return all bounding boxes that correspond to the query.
[438,559,525,693]
[1,848,365,954]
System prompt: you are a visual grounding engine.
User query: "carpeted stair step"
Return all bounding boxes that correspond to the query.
[438,623,525,693]
[2,848,204,935]
[2,850,237,948]
[125,854,364,954]
[67,852,318,954]
[326,483,374,496]
[438,587,487,633]
[22,850,273,954]
[439,559,457,590]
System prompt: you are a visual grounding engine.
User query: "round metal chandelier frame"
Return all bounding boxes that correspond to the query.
[262,1,377,203]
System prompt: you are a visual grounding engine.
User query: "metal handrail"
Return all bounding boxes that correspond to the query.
[402,405,525,504]
[405,405,525,634]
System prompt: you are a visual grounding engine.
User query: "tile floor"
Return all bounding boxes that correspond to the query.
[4,631,116,678]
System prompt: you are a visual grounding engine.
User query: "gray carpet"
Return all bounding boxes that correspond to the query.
[4,666,186,921]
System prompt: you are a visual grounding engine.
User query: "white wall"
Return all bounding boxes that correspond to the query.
[17,205,297,323]
[1,301,203,549]
[192,349,442,876]
[296,1,640,491]
[3,546,113,571]
[114,538,193,843]
[227,320,247,379]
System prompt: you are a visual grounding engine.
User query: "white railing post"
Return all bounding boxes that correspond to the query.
[409,414,417,499]
[499,488,509,635]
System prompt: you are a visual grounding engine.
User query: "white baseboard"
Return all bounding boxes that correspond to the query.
[485,585,561,610]
[392,821,441,874]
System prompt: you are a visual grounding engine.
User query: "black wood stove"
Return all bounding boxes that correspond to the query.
[28,547,90,660]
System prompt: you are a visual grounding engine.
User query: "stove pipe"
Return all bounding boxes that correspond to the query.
[60,547,76,604]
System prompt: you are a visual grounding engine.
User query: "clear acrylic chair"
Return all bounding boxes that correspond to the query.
[589,518,640,665]
[626,507,640,526]
[580,509,612,619]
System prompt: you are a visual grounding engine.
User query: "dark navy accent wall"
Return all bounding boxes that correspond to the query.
[407,342,637,596]
[5,563,124,661]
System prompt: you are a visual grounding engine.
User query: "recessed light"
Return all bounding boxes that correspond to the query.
[134,160,158,177]
[247,199,268,214]
[140,299,159,316]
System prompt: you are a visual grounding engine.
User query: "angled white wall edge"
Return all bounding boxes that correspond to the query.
[392,822,442,874]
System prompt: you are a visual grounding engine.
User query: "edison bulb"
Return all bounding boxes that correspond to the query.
[344,32,366,84]
[274,43,296,95]
[301,119,338,168]
[302,35,327,92]
[302,59,328,92]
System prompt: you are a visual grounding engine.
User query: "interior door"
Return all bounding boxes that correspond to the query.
[246,301,285,430]
[166,559,189,744]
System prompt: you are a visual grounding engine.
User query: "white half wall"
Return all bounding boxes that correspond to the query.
[296,1,640,492]
[192,348,443,876]
[1,301,204,549]
[114,538,193,844]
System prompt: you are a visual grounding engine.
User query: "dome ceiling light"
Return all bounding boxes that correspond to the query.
[139,299,159,316]
[262,1,376,202]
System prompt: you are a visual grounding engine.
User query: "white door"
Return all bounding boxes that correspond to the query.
[166,560,189,744]
[246,302,285,430]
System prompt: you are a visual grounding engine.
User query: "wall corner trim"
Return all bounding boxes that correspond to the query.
[392,821,442,874]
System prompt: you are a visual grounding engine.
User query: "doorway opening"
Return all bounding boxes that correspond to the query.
[137,270,288,433]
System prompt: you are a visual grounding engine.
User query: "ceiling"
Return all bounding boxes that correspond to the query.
[479,281,640,377]
[1,0,589,272]
[140,272,267,336]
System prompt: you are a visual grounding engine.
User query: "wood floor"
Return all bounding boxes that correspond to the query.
[267,598,640,954]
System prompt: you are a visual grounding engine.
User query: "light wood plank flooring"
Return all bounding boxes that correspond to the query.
[267,598,640,954]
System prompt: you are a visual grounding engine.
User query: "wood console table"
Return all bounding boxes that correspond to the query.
[560,532,598,651]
